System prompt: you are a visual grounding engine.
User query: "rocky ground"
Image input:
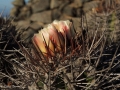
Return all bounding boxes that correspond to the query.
[10,0,100,44]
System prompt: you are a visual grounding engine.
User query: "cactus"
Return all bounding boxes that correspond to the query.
[0,0,120,90]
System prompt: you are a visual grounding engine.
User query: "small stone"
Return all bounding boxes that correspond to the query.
[19,6,32,19]
[50,0,63,9]
[31,0,50,13]
[52,9,61,20]
[10,7,19,17]
[59,0,71,11]
[63,3,77,17]
[74,0,90,7]
[12,0,25,7]
[30,10,52,24]
[16,20,30,29]
[60,14,73,20]
[29,22,42,30]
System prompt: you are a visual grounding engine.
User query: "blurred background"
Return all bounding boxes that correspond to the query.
[0,0,28,16]
[1,0,118,44]
[0,0,103,43]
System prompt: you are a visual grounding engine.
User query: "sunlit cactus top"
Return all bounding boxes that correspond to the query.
[32,20,76,58]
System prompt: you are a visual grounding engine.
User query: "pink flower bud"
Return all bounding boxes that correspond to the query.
[32,29,55,57]
[47,24,65,52]
[32,33,48,57]
[53,20,76,40]
[39,28,55,57]
[32,20,76,58]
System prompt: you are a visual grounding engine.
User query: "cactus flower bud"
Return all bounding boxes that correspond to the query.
[32,20,76,58]
[47,24,64,52]
[32,28,55,57]
[53,20,76,40]
[32,33,48,57]
[38,28,55,57]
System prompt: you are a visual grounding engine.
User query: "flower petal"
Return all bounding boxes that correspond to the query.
[32,34,48,57]
[39,28,55,56]
[53,20,76,40]
[47,24,65,52]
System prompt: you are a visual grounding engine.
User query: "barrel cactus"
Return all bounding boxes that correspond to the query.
[0,0,120,90]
